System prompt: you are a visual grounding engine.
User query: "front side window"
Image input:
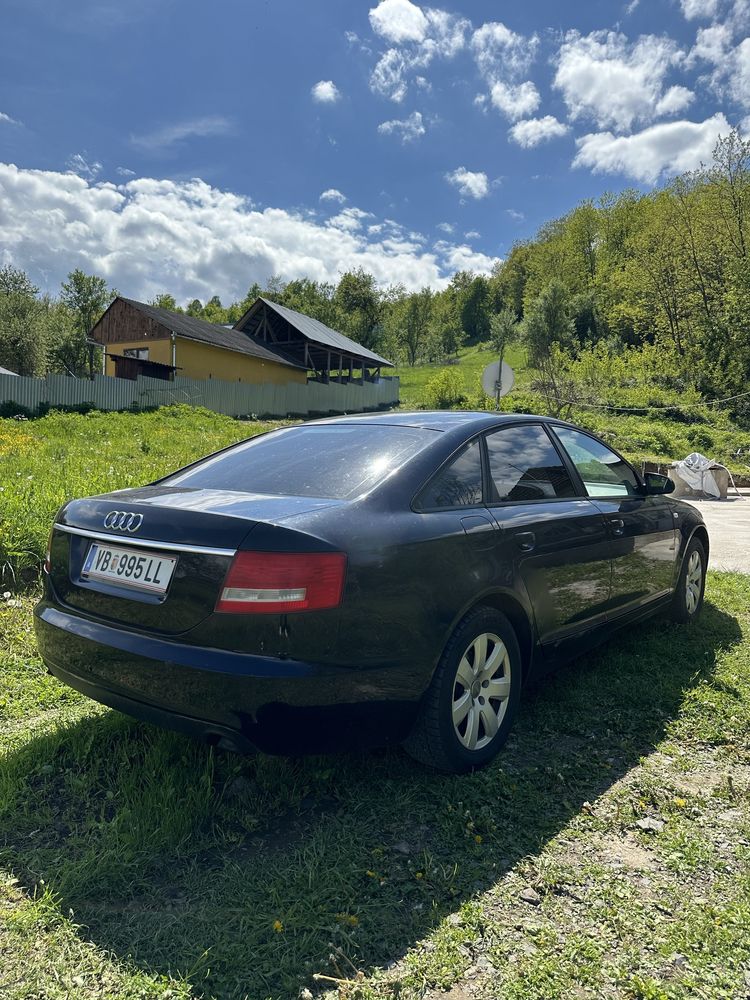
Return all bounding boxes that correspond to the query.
[555,427,639,498]
[123,347,149,360]
[485,424,576,502]
[417,440,483,509]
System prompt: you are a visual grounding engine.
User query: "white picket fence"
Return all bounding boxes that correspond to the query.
[0,371,400,418]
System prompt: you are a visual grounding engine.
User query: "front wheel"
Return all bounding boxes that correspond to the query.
[403,606,522,773]
[671,537,706,624]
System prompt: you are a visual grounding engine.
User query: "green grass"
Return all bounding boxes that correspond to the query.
[1,575,749,999]
[1,402,749,999]
[0,406,286,585]
[389,342,529,411]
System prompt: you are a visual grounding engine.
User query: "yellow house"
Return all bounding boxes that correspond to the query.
[90,297,307,385]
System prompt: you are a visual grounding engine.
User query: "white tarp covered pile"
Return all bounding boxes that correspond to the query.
[671,452,726,498]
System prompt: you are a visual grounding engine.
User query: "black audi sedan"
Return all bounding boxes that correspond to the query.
[34,412,708,773]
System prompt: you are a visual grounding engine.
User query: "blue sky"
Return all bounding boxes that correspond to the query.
[1,0,748,301]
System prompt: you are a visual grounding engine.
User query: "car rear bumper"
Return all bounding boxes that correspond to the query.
[34,601,419,753]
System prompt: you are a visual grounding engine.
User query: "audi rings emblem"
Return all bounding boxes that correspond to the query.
[103,510,143,533]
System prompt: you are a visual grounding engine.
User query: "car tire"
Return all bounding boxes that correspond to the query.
[403,606,522,773]
[671,536,706,624]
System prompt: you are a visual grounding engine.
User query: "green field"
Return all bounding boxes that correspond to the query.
[389,342,528,410]
[391,347,750,478]
[1,402,749,1000]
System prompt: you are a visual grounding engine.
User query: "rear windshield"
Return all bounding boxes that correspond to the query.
[164,424,437,499]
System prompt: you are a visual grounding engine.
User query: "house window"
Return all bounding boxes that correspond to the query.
[123,348,149,360]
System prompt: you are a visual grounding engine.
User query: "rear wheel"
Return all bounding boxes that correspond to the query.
[404,606,522,773]
[671,537,706,623]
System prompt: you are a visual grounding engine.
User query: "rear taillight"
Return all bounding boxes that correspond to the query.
[216,551,347,614]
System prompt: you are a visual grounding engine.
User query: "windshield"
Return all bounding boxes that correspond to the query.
[164,424,437,499]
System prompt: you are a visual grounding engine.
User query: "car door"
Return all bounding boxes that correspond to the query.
[409,437,502,634]
[482,423,613,648]
[550,426,678,618]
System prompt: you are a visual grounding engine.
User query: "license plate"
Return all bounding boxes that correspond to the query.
[81,542,177,595]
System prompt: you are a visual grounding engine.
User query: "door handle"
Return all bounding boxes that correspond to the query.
[515,531,536,552]
[609,518,625,536]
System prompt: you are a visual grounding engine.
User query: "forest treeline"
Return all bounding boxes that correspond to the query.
[2,130,749,425]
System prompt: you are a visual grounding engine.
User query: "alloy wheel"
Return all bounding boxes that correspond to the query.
[685,549,702,614]
[452,632,511,751]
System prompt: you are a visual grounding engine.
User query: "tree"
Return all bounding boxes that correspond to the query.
[279,278,338,328]
[203,295,228,324]
[44,300,88,376]
[489,307,520,385]
[449,271,491,342]
[150,293,178,311]
[333,268,381,349]
[428,292,465,360]
[0,264,38,298]
[393,288,433,366]
[523,280,576,416]
[60,269,112,377]
[0,265,46,375]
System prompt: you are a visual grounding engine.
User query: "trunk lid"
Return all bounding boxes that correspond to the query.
[50,487,343,635]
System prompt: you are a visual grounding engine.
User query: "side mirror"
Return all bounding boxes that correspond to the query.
[643,472,675,496]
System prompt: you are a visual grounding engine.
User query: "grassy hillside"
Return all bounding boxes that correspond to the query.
[391,345,750,478]
[389,342,529,411]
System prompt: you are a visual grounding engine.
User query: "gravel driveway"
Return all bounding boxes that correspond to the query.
[682,492,750,574]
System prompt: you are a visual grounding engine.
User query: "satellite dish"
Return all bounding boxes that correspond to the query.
[481,360,515,402]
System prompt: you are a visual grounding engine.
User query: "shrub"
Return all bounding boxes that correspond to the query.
[422,368,466,409]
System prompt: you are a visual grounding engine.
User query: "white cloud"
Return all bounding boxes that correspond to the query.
[506,209,525,221]
[471,22,539,79]
[66,152,103,180]
[369,0,427,43]
[490,81,541,120]
[311,80,341,104]
[464,230,480,239]
[367,4,469,102]
[554,30,688,131]
[371,49,409,102]
[689,21,734,65]
[377,110,425,141]
[319,188,346,203]
[131,116,234,152]
[433,240,498,274]
[116,166,136,177]
[445,166,490,199]
[0,163,498,300]
[573,112,730,182]
[0,111,21,126]
[326,207,373,232]
[437,221,454,232]
[655,85,694,114]
[729,37,750,106]
[471,21,541,122]
[680,0,719,18]
[509,115,570,147]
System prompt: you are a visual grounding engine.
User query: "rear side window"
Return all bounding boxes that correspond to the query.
[554,427,640,498]
[165,424,436,500]
[417,440,483,509]
[485,424,576,502]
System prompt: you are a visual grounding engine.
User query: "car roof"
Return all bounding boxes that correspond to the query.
[304,411,557,432]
